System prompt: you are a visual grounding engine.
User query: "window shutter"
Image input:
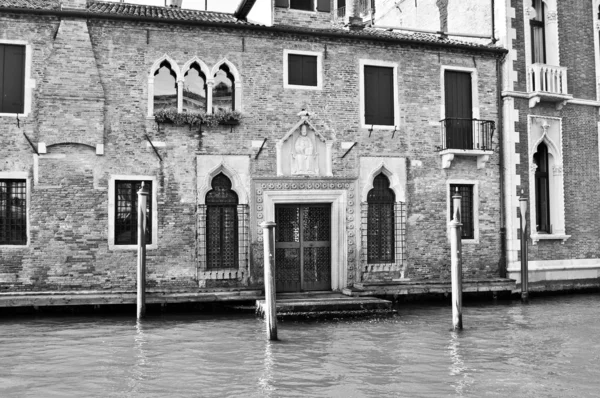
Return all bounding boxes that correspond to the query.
[275,0,289,7]
[288,54,303,85]
[364,66,378,125]
[1,45,25,114]
[378,67,394,126]
[317,0,331,12]
[302,56,318,86]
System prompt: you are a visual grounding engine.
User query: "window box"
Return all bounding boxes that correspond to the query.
[154,108,243,128]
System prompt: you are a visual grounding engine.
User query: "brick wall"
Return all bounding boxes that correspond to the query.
[0,12,503,292]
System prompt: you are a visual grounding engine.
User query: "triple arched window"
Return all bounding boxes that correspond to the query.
[148,56,241,117]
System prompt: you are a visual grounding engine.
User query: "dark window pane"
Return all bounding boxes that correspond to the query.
[367,174,395,263]
[290,0,313,11]
[115,181,152,245]
[0,44,26,114]
[288,54,318,87]
[364,66,394,126]
[317,0,331,12]
[275,0,289,7]
[449,185,474,239]
[0,180,27,245]
[534,143,550,232]
[530,0,546,63]
[206,173,239,269]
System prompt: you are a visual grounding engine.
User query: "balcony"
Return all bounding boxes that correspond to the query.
[332,6,346,24]
[527,64,572,110]
[438,118,495,169]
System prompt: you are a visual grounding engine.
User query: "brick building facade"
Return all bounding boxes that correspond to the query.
[0,0,504,294]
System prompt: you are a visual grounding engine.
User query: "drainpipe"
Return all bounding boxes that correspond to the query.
[497,53,506,279]
[491,0,497,43]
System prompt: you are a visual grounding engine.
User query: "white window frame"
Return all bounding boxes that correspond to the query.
[283,49,323,91]
[359,59,399,130]
[0,40,34,118]
[446,180,479,244]
[108,175,158,251]
[0,172,30,248]
[440,65,480,121]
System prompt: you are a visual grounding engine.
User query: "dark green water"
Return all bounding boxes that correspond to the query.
[1,294,599,397]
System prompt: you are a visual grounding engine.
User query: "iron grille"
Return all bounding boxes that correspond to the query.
[115,181,152,245]
[366,174,395,263]
[197,204,249,271]
[361,201,406,270]
[0,179,27,245]
[439,118,495,151]
[450,184,474,239]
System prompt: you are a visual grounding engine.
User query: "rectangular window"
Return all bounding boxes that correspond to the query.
[115,180,152,245]
[0,44,26,114]
[0,179,27,245]
[530,0,546,64]
[364,65,394,126]
[288,54,317,87]
[290,0,314,11]
[449,184,474,240]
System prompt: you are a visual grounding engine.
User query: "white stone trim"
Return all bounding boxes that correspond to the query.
[446,179,480,244]
[440,65,480,120]
[108,175,158,250]
[262,190,348,291]
[359,59,399,129]
[507,258,600,283]
[283,49,323,91]
[0,172,31,248]
[358,157,406,203]
[0,40,34,118]
[594,0,600,101]
[527,115,567,238]
[197,156,250,206]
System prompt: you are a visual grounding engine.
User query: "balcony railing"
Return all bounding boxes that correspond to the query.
[528,63,568,95]
[439,118,495,151]
[358,0,373,16]
[332,6,346,23]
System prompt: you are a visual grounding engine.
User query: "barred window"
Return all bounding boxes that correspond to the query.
[115,181,152,245]
[206,173,238,269]
[450,184,474,239]
[0,179,27,245]
[367,174,395,263]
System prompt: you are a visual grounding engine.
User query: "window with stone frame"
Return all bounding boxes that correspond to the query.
[213,64,235,113]
[206,173,239,269]
[153,60,178,111]
[114,180,152,245]
[0,179,27,245]
[183,62,207,113]
[363,64,395,127]
[367,173,395,263]
[0,44,26,114]
[449,184,475,240]
[533,142,550,233]
[530,0,546,64]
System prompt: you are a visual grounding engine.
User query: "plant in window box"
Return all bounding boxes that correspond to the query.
[154,108,242,128]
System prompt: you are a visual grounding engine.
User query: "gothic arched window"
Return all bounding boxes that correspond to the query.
[367,173,395,263]
[183,62,207,112]
[206,173,238,269]
[213,64,235,112]
[534,142,550,232]
[153,60,178,111]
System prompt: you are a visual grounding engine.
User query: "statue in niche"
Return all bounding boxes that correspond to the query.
[291,124,318,175]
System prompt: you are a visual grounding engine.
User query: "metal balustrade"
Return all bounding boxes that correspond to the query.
[439,118,495,151]
[332,6,346,23]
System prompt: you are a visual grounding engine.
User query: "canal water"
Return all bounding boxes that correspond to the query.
[1,294,599,397]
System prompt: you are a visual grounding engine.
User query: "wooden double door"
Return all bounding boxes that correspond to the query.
[274,204,331,292]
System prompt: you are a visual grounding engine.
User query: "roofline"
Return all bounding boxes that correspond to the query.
[0,6,507,56]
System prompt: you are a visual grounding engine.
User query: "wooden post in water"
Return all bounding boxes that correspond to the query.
[137,182,149,320]
[260,221,277,341]
[519,191,529,303]
[450,190,463,330]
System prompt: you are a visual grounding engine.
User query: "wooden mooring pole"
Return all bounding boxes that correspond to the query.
[137,183,149,320]
[450,191,463,330]
[519,192,529,303]
[260,221,278,341]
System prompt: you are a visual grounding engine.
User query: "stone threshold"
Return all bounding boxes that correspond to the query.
[344,278,516,297]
